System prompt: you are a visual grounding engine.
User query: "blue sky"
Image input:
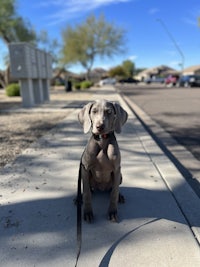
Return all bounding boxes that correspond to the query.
[0,0,200,73]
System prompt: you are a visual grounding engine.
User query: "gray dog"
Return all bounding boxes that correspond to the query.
[78,99,128,222]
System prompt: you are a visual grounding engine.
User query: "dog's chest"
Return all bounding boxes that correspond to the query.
[96,148,113,169]
[83,136,119,171]
[83,137,120,190]
[93,145,116,177]
[91,149,114,189]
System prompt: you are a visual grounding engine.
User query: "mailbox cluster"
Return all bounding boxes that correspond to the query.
[9,42,52,107]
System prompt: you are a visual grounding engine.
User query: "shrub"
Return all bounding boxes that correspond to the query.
[6,83,20,97]
[81,80,93,89]
[73,82,81,90]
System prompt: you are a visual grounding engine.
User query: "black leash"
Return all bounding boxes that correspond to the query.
[75,162,82,267]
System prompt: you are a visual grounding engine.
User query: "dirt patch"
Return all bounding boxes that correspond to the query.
[0,111,68,169]
[0,87,94,169]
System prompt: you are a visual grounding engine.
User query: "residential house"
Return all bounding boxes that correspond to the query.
[136,65,179,81]
[182,65,200,75]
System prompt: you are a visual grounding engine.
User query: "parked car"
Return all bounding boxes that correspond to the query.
[99,78,116,86]
[165,75,179,86]
[177,75,200,87]
[144,76,165,84]
[119,77,139,84]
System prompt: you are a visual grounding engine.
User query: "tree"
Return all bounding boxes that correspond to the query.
[0,0,36,44]
[61,14,125,80]
[37,30,60,66]
[122,60,135,77]
[108,65,125,78]
[0,0,36,87]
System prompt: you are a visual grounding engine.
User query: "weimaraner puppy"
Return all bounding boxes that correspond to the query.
[78,99,128,222]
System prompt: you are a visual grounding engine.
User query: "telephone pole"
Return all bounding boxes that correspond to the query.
[157,18,185,73]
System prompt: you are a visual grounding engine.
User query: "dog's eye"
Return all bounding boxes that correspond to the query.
[92,108,97,114]
[106,109,112,115]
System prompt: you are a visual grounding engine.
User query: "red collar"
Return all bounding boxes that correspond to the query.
[93,133,112,141]
[101,134,108,139]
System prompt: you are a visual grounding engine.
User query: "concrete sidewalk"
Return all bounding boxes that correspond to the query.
[0,86,199,267]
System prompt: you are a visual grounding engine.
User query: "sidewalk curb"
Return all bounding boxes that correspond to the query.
[119,93,200,245]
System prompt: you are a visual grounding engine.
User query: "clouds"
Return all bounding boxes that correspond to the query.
[148,8,160,15]
[168,61,182,68]
[182,7,200,27]
[129,55,138,61]
[182,17,198,27]
[39,0,133,25]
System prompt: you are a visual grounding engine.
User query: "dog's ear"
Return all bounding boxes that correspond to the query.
[78,102,94,133]
[113,102,128,133]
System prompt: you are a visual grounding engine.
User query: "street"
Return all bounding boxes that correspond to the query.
[116,83,200,194]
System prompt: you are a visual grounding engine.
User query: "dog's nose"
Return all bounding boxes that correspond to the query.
[96,124,105,132]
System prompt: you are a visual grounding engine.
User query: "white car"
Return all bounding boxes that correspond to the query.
[99,78,116,86]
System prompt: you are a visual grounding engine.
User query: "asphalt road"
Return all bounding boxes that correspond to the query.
[116,83,200,194]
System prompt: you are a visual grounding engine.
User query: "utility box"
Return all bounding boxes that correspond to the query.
[9,42,52,107]
[45,53,53,79]
[9,43,38,79]
[36,49,46,79]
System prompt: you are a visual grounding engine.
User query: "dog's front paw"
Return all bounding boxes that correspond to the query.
[108,209,118,223]
[84,210,94,223]
[118,193,125,204]
[73,195,83,205]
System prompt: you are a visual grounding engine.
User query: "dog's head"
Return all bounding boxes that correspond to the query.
[78,99,128,134]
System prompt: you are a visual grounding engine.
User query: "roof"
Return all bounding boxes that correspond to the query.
[92,68,107,74]
[53,68,84,79]
[183,65,200,73]
[137,65,177,77]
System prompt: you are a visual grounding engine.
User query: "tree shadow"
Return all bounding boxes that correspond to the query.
[0,180,199,265]
[0,103,199,265]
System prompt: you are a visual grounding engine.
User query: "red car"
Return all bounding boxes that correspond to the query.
[165,75,179,86]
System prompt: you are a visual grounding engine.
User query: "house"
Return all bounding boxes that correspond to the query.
[182,65,200,75]
[136,65,179,81]
[52,67,108,85]
[89,68,108,82]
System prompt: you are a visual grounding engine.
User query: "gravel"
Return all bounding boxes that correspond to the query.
[0,111,68,169]
[0,86,94,170]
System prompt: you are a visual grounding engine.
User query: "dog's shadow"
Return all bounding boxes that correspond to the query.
[87,184,199,266]
[85,183,187,224]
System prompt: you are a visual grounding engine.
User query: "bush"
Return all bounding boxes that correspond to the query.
[6,83,20,97]
[73,82,81,90]
[81,80,93,89]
